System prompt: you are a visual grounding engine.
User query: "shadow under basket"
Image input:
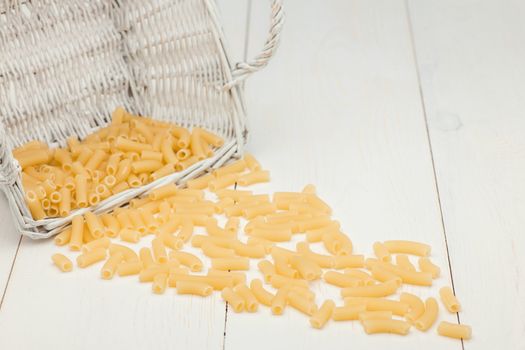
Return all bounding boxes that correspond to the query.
[0,0,284,239]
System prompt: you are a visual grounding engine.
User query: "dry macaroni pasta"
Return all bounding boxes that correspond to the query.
[45,153,472,340]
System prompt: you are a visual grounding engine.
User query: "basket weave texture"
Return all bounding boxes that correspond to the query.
[0,0,283,238]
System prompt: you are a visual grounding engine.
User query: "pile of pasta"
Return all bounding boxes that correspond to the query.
[14,107,224,220]
[50,154,471,340]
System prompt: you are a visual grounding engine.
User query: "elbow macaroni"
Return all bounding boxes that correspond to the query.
[41,149,472,339]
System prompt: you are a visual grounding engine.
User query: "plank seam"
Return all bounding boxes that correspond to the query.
[0,236,23,312]
[243,0,253,61]
[404,1,464,348]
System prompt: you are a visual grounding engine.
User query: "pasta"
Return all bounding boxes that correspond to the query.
[151,238,168,263]
[169,273,232,290]
[400,292,425,323]
[305,194,332,214]
[242,203,277,220]
[273,255,298,279]
[332,305,367,321]
[221,287,245,312]
[289,255,322,281]
[419,257,441,278]
[109,244,139,262]
[251,227,291,242]
[120,228,140,243]
[82,237,111,253]
[75,174,88,208]
[370,266,402,287]
[437,321,471,340]
[395,254,416,271]
[383,240,431,256]
[153,273,168,294]
[287,290,318,316]
[211,258,249,271]
[84,211,104,238]
[176,280,213,296]
[149,183,178,200]
[296,242,335,268]
[225,217,240,234]
[310,300,334,329]
[207,270,246,285]
[243,153,261,171]
[214,159,246,178]
[39,148,472,339]
[237,170,270,186]
[187,173,214,190]
[363,298,409,316]
[160,233,183,251]
[247,237,274,254]
[439,287,461,313]
[77,247,106,268]
[372,242,391,262]
[18,111,225,221]
[69,215,84,251]
[233,241,266,258]
[361,319,411,335]
[250,279,274,306]
[358,311,393,322]
[324,271,363,288]
[201,241,236,258]
[291,286,315,301]
[341,280,399,298]
[257,260,276,283]
[169,251,203,271]
[234,283,259,312]
[271,287,289,315]
[52,253,73,272]
[26,192,46,220]
[270,274,309,289]
[117,261,143,276]
[54,228,72,246]
[208,174,238,191]
[101,251,124,279]
[333,255,364,269]
[414,297,438,331]
[140,266,169,282]
[370,261,433,286]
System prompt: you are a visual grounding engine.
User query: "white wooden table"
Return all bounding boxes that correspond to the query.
[1,1,524,349]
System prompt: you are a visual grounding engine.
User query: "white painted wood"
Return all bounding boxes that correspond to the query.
[225,1,461,349]
[0,193,21,301]
[0,2,250,350]
[0,235,227,350]
[216,0,250,65]
[408,0,525,348]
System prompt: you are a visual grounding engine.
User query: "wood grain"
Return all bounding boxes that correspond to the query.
[224,1,461,349]
[0,193,22,306]
[0,2,249,350]
[408,0,525,348]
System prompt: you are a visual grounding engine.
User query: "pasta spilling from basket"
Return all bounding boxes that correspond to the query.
[47,153,471,340]
[14,107,224,220]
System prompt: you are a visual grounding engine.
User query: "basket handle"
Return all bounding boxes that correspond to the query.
[224,0,284,89]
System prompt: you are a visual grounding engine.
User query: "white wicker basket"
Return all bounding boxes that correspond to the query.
[0,0,284,239]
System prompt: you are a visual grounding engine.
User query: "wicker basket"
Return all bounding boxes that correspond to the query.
[0,0,284,239]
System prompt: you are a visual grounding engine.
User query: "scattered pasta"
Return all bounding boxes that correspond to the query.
[45,153,471,340]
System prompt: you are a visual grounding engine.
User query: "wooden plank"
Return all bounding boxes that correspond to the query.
[0,2,250,349]
[224,1,461,349]
[0,195,22,304]
[216,0,251,65]
[0,235,227,350]
[408,0,525,348]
